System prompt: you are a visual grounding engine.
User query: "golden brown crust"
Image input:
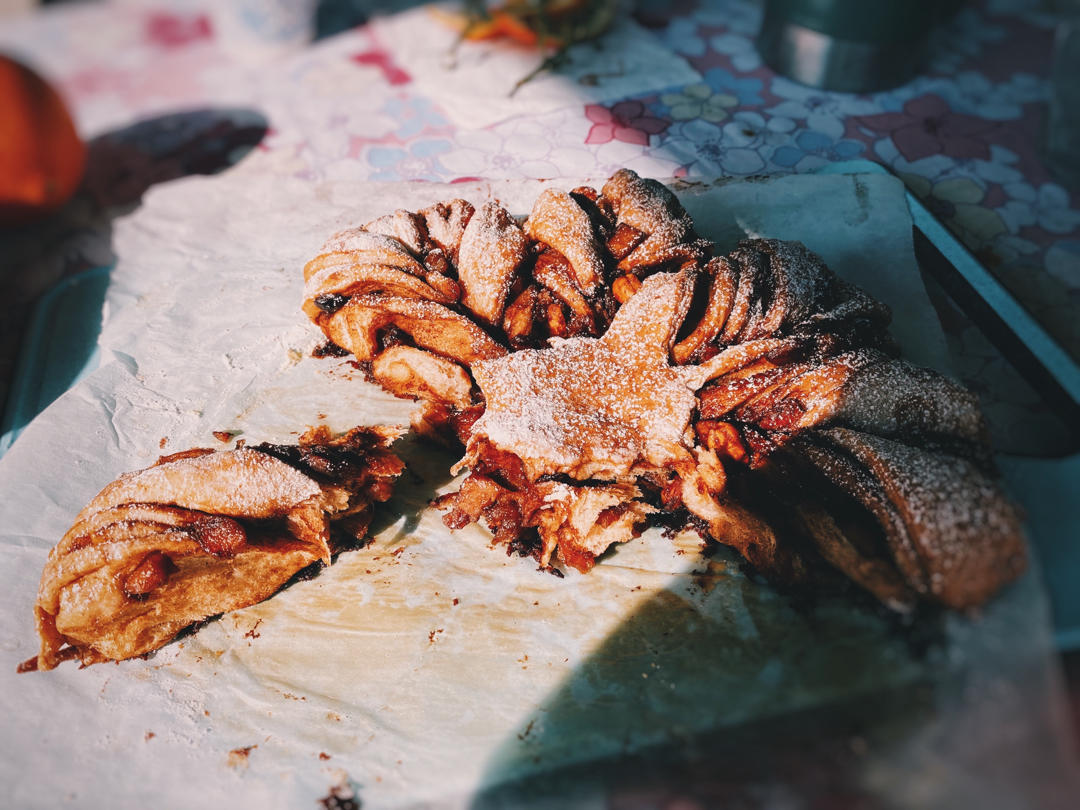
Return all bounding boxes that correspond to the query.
[524,188,606,293]
[457,200,529,326]
[302,259,456,322]
[807,428,1026,610]
[72,448,324,525]
[324,294,507,364]
[370,345,473,410]
[419,199,474,264]
[600,168,706,271]
[32,428,403,670]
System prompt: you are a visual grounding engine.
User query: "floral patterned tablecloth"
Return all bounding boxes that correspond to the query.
[0,0,1077,454]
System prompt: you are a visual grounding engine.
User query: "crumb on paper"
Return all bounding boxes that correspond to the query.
[144,731,155,742]
[244,619,263,640]
[319,752,331,761]
[318,777,361,810]
[158,437,167,449]
[212,430,238,443]
[227,744,257,769]
[319,769,361,810]
[428,628,444,644]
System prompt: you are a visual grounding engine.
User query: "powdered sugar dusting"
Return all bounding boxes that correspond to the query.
[466,273,699,481]
[819,428,1025,608]
[320,229,420,270]
[420,199,474,263]
[458,201,528,325]
[79,449,323,522]
[470,338,696,480]
[753,239,834,332]
[601,169,689,235]
[524,189,604,293]
[600,169,694,267]
[363,209,430,256]
[601,270,694,363]
[303,260,444,305]
[300,173,1023,614]
[835,360,986,448]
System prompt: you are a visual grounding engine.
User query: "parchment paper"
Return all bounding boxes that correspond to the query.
[0,171,1075,809]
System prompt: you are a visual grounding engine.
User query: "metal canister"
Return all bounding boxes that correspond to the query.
[755,0,963,93]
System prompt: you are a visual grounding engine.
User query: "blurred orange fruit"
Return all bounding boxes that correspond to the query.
[0,54,86,225]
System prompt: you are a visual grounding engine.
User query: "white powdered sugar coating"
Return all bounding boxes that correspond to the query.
[819,428,1024,606]
[465,272,701,481]
[600,168,688,235]
[796,427,1025,608]
[524,189,605,293]
[600,169,695,268]
[457,200,528,325]
[319,228,420,270]
[78,449,323,522]
[835,359,986,446]
[303,260,445,304]
[362,209,430,256]
[754,239,834,332]
[420,198,474,263]
[470,338,696,479]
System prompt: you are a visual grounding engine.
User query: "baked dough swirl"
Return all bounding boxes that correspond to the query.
[303,170,1026,612]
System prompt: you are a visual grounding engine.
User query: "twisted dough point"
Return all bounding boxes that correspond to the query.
[524,188,606,293]
[601,168,705,270]
[791,429,1026,611]
[457,200,529,326]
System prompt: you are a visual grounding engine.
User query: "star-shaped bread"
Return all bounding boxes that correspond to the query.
[456,271,706,482]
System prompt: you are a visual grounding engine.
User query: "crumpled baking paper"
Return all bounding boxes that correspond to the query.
[0,170,1076,809]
